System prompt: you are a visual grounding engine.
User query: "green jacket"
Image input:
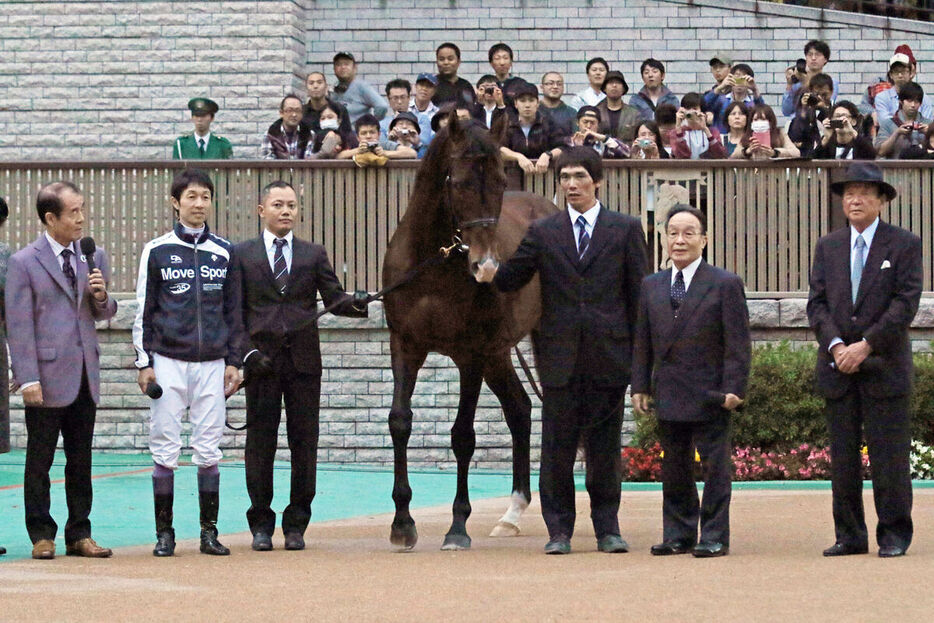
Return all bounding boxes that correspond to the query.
[172,134,233,159]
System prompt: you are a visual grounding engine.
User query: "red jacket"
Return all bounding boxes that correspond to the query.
[668,127,728,159]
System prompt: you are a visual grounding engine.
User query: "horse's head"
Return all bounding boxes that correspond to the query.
[438,111,508,281]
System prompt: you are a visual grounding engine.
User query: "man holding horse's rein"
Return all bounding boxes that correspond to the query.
[477,146,649,555]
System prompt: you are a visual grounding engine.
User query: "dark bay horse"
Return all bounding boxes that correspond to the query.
[382,115,556,550]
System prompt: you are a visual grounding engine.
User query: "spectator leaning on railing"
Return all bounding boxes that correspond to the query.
[900,123,934,159]
[338,114,416,166]
[875,82,932,159]
[539,72,576,136]
[703,63,765,135]
[566,106,628,159]
[721,102,748,157]
[630,121,670,160]
[813,101,876,160]
[731,104,800,160]
[330,52,387,123]
[668,93,726,160]
[379,79,413,140]
[386,112,427,159]
[595,70,640,143]
[304,101,358,160]
[500,82,567,173]
[570,57,609,109]
[261,95,312,160]
[788,73,835,158]
[782,40,838,118]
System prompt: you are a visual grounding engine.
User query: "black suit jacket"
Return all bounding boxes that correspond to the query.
[494,208,648,387]
[631,261,751,422]
[230,236,365,376]
[807,220,922,399]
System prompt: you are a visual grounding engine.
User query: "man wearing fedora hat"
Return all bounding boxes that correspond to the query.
[807,162,922,558]
[595,70,640,143]
[173,98,233,160]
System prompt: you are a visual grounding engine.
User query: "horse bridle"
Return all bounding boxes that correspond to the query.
[442,169,499,255]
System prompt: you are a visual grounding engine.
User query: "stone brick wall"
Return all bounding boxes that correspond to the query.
[3,0,934,161]
[8,297,934,469]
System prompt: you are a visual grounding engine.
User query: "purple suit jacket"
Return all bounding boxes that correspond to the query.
[5,235,117,408]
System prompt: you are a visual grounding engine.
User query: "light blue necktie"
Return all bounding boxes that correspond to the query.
[852,234,866,304]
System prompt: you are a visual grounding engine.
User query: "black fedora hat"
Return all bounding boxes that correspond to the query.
[830,162,897,201]
[600,70,628,95]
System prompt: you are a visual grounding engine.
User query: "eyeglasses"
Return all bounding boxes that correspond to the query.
[542,81,563,87]
[666,230,702,241]
[282,107,303,114]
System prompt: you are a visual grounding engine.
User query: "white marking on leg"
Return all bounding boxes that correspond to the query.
[490,491,529,537]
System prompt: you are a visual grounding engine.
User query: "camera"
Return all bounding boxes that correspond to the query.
[367,142,380,149]
[685,111,698,120]
[397,128,411,137]
[484,86,494,95]
[637,138,653,148]
[733,75,747,87]
[830,119,846,129]
[804,94,819,107]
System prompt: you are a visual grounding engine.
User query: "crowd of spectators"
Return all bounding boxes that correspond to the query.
[175,39,934,166]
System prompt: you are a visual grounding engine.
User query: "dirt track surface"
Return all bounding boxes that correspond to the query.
[2,488,934,622]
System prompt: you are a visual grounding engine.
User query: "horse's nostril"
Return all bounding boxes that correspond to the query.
[470,261,480,273]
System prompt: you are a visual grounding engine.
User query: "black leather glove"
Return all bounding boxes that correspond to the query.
[242,351,273,386]
[351,290,371,314]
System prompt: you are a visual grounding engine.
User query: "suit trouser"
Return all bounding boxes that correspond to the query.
[23,373,96,544]
[826,389,912,549]
[540,379,624,540]
[657,417,732,546]
[244,349,321,536]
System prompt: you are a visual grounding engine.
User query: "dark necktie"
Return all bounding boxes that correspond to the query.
[273,238,289,294]
[671,270,686,309]
[61,248,77,294]
[198,138,206,155]
[576,215,590,260]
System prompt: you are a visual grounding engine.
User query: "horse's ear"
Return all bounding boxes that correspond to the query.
[447,108,464,141]
[489,108,508,146]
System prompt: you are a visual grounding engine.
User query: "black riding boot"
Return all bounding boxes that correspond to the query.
[153,493,176,557]
[198,472,229,556]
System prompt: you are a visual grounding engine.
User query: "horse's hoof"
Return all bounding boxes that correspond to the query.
[390,521,418,550]
[489,521,521,537]
[441,534,472,551]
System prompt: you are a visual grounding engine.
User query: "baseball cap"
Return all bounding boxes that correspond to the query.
[333,51,356,63]
[710,51,733,67]
[415,72,439,86]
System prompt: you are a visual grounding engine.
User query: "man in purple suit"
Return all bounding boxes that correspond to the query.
[5,181,117,560]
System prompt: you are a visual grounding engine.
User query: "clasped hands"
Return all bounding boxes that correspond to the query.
[830,339,871,375]
[631,392,743,416]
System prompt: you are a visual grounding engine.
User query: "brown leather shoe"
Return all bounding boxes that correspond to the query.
[32,539,55,560]
[65,537,112,558]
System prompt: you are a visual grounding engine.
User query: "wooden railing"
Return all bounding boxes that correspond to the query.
[1,160,932,296]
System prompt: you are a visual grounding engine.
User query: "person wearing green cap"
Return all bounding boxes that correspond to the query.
[172,98,233,159]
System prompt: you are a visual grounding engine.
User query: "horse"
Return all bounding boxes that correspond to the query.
[381,113,557,550]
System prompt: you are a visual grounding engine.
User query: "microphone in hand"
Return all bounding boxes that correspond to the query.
[145,382,163,399]
[79,237,97,273]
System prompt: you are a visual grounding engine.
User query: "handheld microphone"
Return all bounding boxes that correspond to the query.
[79,237,97,273]
[145,382,163,399]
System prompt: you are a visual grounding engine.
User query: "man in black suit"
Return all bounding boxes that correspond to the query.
[631,205,751,558]
[478,147,649,554]
[229,181,368,551]
[807,162,922,558]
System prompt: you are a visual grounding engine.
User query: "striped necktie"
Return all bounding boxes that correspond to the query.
[273,238,289,294]
[576,215,590,260]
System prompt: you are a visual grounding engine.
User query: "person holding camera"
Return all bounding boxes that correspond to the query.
[788,74,835,158]
[134,169,242,557]
[566,106,628,159]
[338,114,416,166]
[386,112,427,158]
[703,64,765,135]
[668,93,727,160]
[471,75,509,129]
[901,124,934,160]
[230,181,368,552]
[782,40,838,118]
[814,101,876,160]
[630,121,670,160]
[875,82,931,159]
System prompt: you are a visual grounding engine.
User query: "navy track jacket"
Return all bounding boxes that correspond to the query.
[133,222,241,368]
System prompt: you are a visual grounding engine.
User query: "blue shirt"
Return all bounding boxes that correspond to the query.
[873,87,934,122]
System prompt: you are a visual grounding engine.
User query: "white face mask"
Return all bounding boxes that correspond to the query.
[319,119,339,130]
[750,120,770,133]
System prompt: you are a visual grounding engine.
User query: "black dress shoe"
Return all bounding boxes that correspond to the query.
[692,541,729,557]
[284,532,305,551]
[251,532,273,551]
[878,545,906,558]
[822,542,868,557]
[544,536,571,555]
[651,540,693,556]
[200,529,231,556]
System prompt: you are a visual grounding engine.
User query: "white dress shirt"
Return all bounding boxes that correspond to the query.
[194,131,211,151]
[45,232,78,272]
[567,201,601,254]
[263,228,294,273]
[670,255,703,291]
